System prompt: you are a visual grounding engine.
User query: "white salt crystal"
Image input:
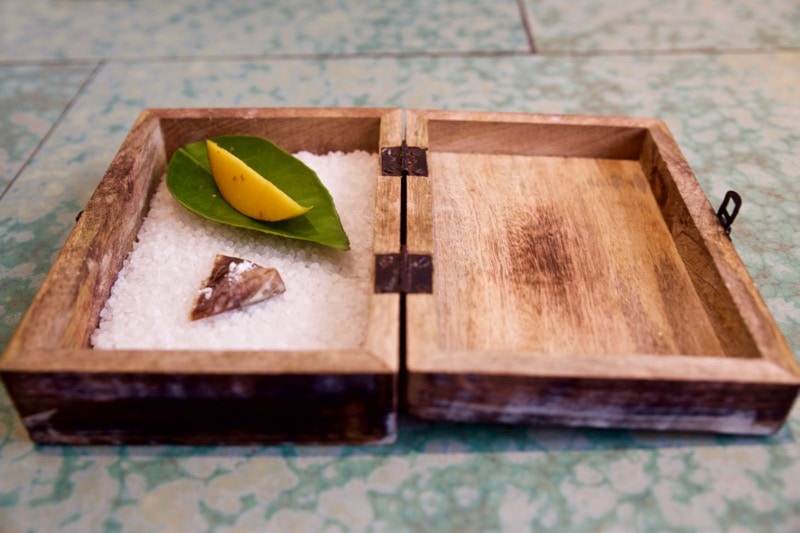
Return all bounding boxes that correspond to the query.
[91,150,377,351]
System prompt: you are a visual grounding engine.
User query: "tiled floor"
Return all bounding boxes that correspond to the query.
[527,0,800,51]
[1,0,799,531]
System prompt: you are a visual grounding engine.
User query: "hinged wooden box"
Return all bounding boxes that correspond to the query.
[1,108,798,444]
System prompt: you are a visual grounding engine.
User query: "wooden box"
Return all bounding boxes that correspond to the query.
[402,110,799,435]
[0,108,404,445]
[1,108,798,444]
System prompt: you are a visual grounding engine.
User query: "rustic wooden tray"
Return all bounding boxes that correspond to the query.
[1,108,798,444]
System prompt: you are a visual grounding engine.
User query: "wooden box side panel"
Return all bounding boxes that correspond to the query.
[405,110,434,255]
[403,112,438,364]
[406,372,798,435]
[641,124,798,372]
[418,110,649,160]
[3,370,395,445]
[4,111,166,355]
[157,107,395,160]
[366,109,404,369]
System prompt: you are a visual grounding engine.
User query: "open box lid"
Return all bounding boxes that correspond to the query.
[1,107,798,445]
[396,110,800,435]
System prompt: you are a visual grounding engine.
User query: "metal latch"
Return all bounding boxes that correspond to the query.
[717,190,742,237]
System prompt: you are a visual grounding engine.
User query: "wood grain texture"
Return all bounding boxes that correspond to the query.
[0,107,402,444]
[403,112,440,371]
[640,123,797,371]
[416,109,650,159]
[429,152,724,356]
[409,350,799,383]
[366,109,402,370]
[407,372,797,435]
[1,348,393,374]
[373,109,403,254]
[158,107,397,159]
[4,112,165,354]
[403,109,800,435]
[5,371,394,445]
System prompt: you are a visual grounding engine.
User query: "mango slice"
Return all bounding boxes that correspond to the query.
[205,139,312,222]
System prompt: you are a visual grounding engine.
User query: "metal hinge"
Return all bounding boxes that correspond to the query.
[716,190,742,237]
[374,248,433,294]
[380,141,428,177]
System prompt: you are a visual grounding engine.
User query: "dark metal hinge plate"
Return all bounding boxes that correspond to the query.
[374,249,433,294]
[381,141,428,177]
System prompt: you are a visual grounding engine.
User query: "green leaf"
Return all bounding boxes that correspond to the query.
[166,135,350,250]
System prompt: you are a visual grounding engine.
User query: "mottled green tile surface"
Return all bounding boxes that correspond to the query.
[0,65,95,191]
[525,0,800,52]
[1,0,529,61]
[1,0,799,531]
[0,64,97,351]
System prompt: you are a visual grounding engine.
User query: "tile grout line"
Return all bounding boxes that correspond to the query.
[516,0,538,53]
[2,46,798,68]
[0,60,106,204]
[0,58,100,68]
[534,46,800,57]
[1,49,533,65]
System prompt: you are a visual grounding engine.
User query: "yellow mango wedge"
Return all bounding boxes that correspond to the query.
[205,139,312,222]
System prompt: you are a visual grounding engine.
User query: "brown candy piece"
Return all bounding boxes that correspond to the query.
[190,254,285,321]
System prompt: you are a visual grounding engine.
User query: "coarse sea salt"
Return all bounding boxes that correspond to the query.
[91,150,377,350]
